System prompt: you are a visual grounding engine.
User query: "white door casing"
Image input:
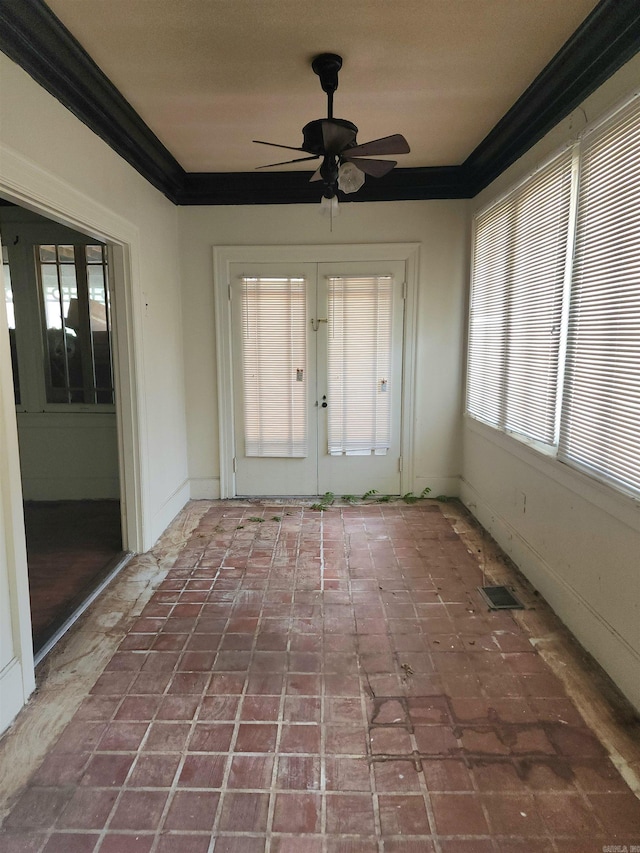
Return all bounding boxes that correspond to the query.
[0,147,147,731]
[230,261,405,496]
[214,244,420,498]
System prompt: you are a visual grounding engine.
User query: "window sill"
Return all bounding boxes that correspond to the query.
[463,414,640,534]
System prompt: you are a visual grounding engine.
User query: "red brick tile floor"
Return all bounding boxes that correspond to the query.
[1,500,640,852]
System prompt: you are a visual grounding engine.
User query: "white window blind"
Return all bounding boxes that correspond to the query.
[327,275,392,455]
[558,97,640,496]
[467,150,573,444]
[240,277,308,457]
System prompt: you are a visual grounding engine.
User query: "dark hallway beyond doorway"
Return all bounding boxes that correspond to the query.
[24,500,124,654]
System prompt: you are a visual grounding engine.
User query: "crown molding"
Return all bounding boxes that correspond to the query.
[0,0,185,202]
[177,166,470,205]
[1,0,639,205]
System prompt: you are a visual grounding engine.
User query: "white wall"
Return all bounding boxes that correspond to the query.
[178,200,469,500]
[0,52,190,547]
[461,53,640,712]
[0,53,190,731]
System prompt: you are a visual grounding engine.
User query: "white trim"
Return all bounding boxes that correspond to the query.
[150,478,190,545]
[0,245,35,718]
[190,477,221,500]
[578,88,640,142]
[0,143,147,551]
[414,476,460,499]
[553,146,581,447]
[109,243,146,551]
[0,658,27,733]
[0,142,149,730]
[400,245,420,496]
[464,416,640,534]
[459,478,640,712]
[213,243,420,498]
[472,139,576,220]
[0,145,137,245]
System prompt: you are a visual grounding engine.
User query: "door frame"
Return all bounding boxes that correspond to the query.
[213,243,420,498]
[0,144,147,727]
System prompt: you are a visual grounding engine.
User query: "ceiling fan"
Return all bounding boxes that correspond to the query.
[254,53,410,211]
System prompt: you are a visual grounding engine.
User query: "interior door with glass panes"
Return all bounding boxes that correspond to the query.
[230,261,405,496]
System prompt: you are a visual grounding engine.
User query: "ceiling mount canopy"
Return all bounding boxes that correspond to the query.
[253,53,410,209]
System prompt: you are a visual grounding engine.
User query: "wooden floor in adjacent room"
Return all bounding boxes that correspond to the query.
[24,499,123,653]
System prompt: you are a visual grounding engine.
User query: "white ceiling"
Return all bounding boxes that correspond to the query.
[46,0,599,173]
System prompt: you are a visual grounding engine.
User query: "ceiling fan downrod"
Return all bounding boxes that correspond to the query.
[311,53,342,120]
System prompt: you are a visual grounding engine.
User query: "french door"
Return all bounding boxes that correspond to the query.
[230,260,405,496]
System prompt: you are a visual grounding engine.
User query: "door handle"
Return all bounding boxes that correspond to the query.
[321,395,328,408]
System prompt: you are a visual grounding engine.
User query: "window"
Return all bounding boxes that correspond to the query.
[467,95,640,499]
[37,244,114,405]
[327,275,393,455]
[558,99,640,496]
[240,276,308,457]
[467,151,573,445]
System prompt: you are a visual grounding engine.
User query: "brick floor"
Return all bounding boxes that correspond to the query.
[2,501,640,852]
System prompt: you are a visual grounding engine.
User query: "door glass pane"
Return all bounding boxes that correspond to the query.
[38,244,113,405]
[41,249,83,403]
[240,277,308,457]
[86,246,114,404]
[327,276,393,455]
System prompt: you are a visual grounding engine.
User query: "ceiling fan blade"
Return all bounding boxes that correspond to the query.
[253,139,308,152]
[344,157,397,178]
[309,167,323,182]
[257,155,319,169]
[322,120,357,154]
[343,134,410,157]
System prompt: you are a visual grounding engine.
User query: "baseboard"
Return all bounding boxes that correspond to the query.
[0,658,28,735]
[148,478,190,549]
[189,477,221,500]
[414,476,460,499]
[460,479,640,712]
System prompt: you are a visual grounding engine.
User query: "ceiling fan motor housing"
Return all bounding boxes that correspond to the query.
[302,118,358,155]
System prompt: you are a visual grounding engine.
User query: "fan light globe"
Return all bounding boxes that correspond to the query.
[320,195,340,216]
[338,161,365,194]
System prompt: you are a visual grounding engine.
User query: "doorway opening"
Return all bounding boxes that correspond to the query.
[1,203,128,658]
[230,260,406,496]
[214,244,420,500]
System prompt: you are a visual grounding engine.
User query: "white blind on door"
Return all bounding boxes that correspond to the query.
[240,277,308,457]
[467,150,573,444]
[327,275,392,455]
[558,98,640,495]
